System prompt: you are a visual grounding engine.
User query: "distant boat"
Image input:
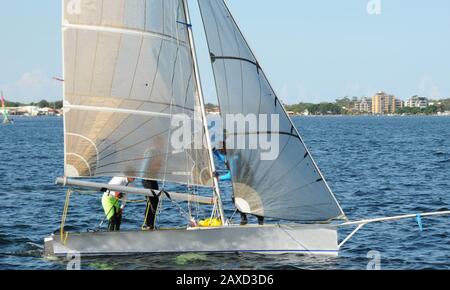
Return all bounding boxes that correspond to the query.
[1,91,13,125]
[45,0,450,257]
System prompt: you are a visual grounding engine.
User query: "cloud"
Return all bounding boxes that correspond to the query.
[418,76,442,99]
[0,70,62,103]
[279,83,289,101]
[278,82,316,104]
[343,82,377,98]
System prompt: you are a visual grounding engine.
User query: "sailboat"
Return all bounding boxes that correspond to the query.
[1,91,12,125]
[45,0,450,257]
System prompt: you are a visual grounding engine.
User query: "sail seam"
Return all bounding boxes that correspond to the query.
[97,39,167,155]
[66,133,99,167]
[261,153,318,197]
[163,1,182,188]
[128,36,145,100]
[65,153,92,176]
[247,136,293,193]
[97,127,170,162]
[96,149,180,170]
[96,2,167,150]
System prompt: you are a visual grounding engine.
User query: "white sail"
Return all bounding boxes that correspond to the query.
[62,0,213,186]
[1,91,10,124]
[198,0,346,221]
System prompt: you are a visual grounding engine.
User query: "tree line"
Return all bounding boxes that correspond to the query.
[285,102,344,115]
[285,97,450,115]
[4,99,63,109]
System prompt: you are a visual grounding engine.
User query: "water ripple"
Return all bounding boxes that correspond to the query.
[1,116,450,269]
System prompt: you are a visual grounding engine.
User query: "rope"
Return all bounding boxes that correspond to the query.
[126,199,146,204]
[227,209,238,225]
[61,184,216,231]
[194,187,201,221]
[210,202,219,221]
[142,193,157,229]
[72,188,146,203]
[142,199,151,229]
[155,193,164,227]
[63,188,147,230]
[60,188,71,245]
[161,189,192,222]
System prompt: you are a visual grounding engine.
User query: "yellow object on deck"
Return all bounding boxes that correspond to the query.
[198,218,223,227]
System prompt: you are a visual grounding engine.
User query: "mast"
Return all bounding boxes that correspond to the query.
[182,0,226,225]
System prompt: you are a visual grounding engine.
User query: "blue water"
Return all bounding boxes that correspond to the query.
[1,116,449,270]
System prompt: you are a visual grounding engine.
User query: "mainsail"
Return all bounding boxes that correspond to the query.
[62,0,213,186]
[198,0,346,221]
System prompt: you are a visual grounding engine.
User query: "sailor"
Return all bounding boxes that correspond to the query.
[212,147,232,182]
[212,146,264,226]
[142,179,160,230]
[102,176,136,231]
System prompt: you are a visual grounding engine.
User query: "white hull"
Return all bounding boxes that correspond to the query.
[44,224,339,257]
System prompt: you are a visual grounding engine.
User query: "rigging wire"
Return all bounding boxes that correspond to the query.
[159,2,196,226]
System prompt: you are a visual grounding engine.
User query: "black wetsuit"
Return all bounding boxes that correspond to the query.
[108,206,122,231]
[142,180,160,229]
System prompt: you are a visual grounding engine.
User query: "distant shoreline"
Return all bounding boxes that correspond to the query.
[4,115,62,118]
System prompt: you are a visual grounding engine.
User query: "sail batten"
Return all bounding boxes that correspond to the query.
[62,0,213,187]
[63,23,190,46]
[198,0,346,221]
[64,103,203,120]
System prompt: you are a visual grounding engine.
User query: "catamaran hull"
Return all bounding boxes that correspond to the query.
[44,224,339,257]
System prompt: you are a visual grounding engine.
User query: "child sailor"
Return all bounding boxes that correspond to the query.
[102,177,136,231]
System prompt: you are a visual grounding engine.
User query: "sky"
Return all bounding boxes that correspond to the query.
[0,0,449,104]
